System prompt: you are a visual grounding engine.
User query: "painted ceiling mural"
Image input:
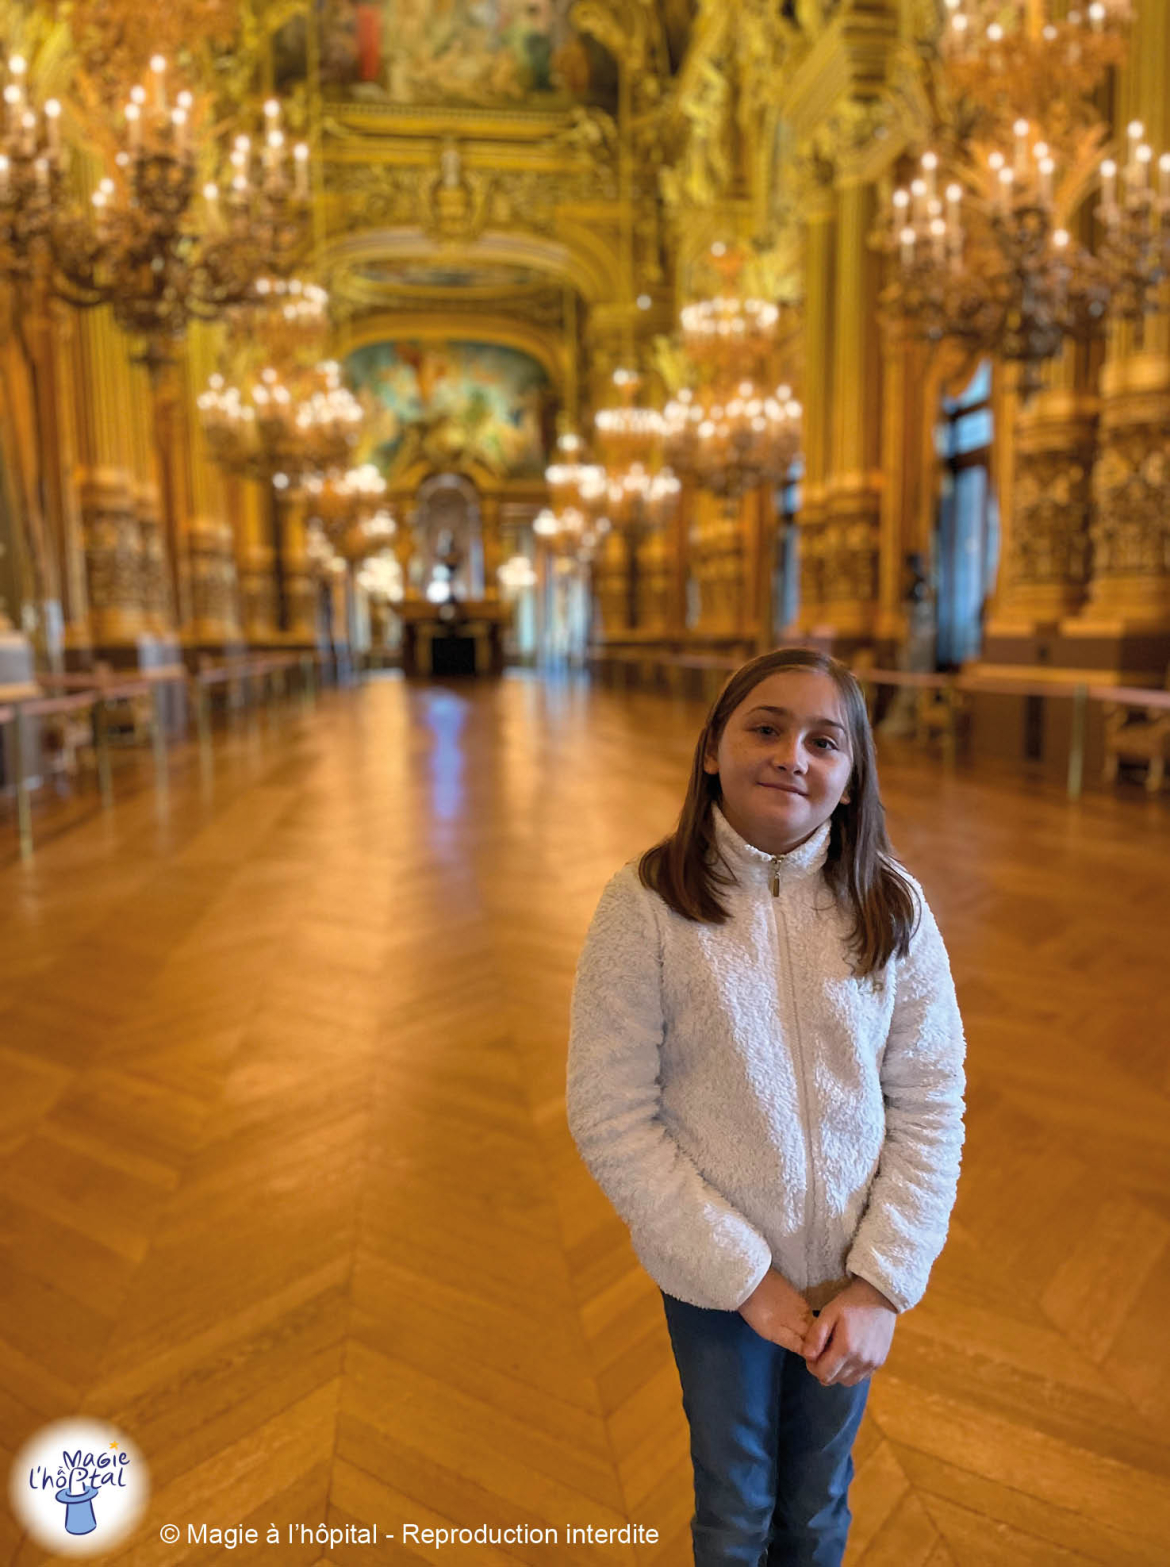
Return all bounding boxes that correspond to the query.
[287,0,619,108]
[345,339,555,479]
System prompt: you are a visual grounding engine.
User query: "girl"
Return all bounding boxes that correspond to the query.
[566,647,967,1567]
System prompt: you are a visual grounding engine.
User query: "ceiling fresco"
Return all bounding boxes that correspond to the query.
[346,338,556,480]
[271,0,619,110]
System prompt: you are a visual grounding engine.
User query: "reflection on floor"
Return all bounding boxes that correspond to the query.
[0,671,1167,1566]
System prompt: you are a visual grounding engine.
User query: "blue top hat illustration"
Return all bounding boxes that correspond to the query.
[55,1482,100,1535]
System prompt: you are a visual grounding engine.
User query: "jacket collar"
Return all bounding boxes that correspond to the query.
[710,800,832,889]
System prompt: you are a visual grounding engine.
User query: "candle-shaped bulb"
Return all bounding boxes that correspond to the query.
[264,98,280,120]
[177,89,192,110]
[150,54,167,112]
[1038,157,1054,206]
[989,150,1005,171]
[130,84,146,105]
[44,96,61,153]
[899,224,916,267]
[987,22,1003,40]
[293,140,309,197]
[1128,120,1144,142]
[203,180,218,200]
[1053,228,1069,248]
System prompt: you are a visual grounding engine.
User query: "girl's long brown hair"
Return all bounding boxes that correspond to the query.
[638,647,919,977]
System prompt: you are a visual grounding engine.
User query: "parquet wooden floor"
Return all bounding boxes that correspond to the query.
[1,672,1167,1567]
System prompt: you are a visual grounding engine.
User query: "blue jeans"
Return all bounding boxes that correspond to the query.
[661,1291,871,1567]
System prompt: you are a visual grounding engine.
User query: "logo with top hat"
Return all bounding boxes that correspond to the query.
[9,1419,149,1555]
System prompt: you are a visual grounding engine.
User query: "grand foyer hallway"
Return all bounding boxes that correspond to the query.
[1,672,1168,1567]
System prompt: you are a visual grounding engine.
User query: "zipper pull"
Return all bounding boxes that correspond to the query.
[771,860,780,897]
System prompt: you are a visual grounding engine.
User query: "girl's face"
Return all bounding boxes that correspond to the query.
[703,670,855,856]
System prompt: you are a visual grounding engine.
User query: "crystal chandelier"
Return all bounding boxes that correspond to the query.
[543,430,608,554]
[884,138,1112,395]
[592,368,679,531]
[51,57,311,366]
[197,359,363,483]
[664,255,803,498]
[885,0,1168,392]
[304,463,392,540]
[0,53,63,281]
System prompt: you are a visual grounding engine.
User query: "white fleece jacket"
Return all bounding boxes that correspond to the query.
[566,803,967,1316]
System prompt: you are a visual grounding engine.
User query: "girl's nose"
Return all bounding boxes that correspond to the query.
[772,742,806,772]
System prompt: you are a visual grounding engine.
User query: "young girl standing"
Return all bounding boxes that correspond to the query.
[566,647,967,1567]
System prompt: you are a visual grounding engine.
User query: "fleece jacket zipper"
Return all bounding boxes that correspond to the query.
[770,859,815,1292]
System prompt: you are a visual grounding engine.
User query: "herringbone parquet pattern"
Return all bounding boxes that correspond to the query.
[0,673,1166,1566]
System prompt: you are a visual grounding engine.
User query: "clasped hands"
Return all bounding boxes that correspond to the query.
[738,1268,897,1388]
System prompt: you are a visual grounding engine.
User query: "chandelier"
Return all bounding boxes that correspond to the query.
[198,359,363,483]
[885,0,1168,392]
[542,430,608,554]
[940,0,1130,139]
[884,139,1112,395]
[592,368,679,534]
[664,253,803,498]
[305,463,394,544]
[0,53,62,281]
[51,59,310,365]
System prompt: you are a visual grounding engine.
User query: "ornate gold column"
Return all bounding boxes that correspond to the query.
[128,357,174,637]
[1063,0,1170,673]
[183,326,241,651]
[669,480,692,636]
[27,293,92,664]
[984,343,1098,649]
[797,192,835,627]
[236,478,279,642]
[822,173,882,644]
[71,300,147,651]
[281,491,317,644]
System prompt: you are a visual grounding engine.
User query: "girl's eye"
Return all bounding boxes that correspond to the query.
[812,737,838,751]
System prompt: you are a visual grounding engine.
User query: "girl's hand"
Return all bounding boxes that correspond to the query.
[737,1268,815,1354]
[802,1277,897,1387]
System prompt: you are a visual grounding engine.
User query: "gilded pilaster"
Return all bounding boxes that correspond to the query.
[797,195,835,625]
[281,492,317,645]
[822,175,882,642]
[183,326,241,648]
[635,524,671,634]
[1065,0,1170,667]
[237,479,279,642]
[989,346,1098,634]
[27,293,92,662]
[71,299,145,648]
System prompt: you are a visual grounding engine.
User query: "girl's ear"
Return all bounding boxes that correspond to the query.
[702,752,718,775]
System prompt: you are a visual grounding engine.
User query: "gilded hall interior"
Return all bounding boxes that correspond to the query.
[1,3,1170,1563]
[0,0,1168,734]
